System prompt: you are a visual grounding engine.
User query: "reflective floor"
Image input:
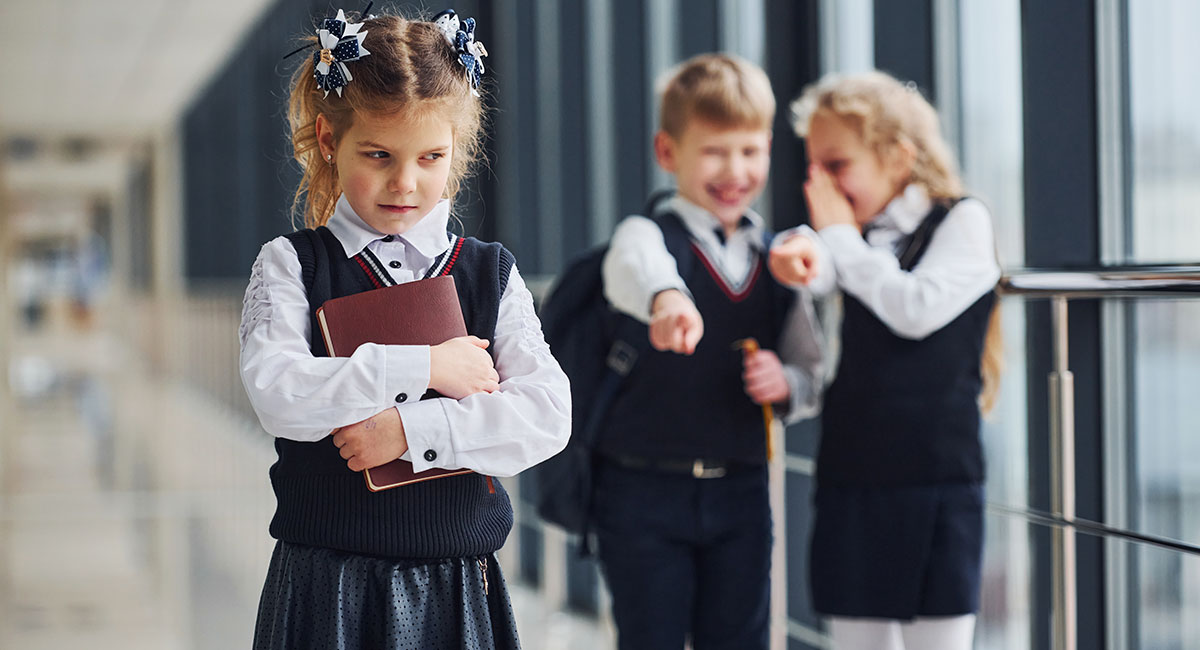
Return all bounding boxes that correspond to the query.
[0,315,611,650]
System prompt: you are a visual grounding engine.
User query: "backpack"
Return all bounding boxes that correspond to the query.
[535,194,694,540]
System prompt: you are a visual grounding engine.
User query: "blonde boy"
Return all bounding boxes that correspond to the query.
[593,53,822,650]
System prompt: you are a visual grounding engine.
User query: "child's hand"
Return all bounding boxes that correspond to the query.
[333,407,409,472]
[769,234,820,286]
[649,289,704,355]
[804,163,856,231]
[742,349,789,405]
[429,336,500,399]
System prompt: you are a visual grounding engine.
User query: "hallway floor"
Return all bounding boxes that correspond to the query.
[0,317,611,649]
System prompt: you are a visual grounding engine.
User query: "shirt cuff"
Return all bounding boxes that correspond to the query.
[644,283,694,323]
[817,223,868,260]
[381,344,432,408]
[770,226,803,249]
[398,398,454,472]
[780,365,817,424]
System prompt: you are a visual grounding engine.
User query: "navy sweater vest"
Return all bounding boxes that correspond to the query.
[819,201,996,487]
[596,217,794,464]
[270,226,515,558]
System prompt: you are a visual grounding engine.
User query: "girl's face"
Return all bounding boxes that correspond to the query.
[319,109,454,235]
[805,110,910,226]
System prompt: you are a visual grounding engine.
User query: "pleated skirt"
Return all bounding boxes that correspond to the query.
[252,541,520,650]
[809,482,984,620]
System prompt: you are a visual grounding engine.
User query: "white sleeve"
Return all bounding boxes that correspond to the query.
[398,265,572,477]
[819,199,1001,340]
[601,216,692,323]
[238,237,434,441]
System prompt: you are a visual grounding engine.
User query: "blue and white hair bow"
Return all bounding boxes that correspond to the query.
[313,9,371,98]
[433,9,488,96]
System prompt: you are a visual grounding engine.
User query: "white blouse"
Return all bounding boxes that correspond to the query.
[239,196,571,478]
[600,195,825,422]
[779,184,1001,340]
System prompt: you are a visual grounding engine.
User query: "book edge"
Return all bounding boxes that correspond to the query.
[316,307,336,356]
[362,467,475,492]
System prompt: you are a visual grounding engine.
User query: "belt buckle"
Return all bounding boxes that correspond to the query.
[691,459,727,479]
[606,341,638,376]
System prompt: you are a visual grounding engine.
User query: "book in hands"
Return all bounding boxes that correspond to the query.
[316,275,474,492]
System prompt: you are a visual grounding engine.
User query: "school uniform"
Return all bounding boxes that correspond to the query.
[596,195,824,650]
[783,184,1000,621]
[239,195,571,650]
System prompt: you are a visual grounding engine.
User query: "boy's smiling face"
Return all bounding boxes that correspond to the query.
[655,119,771,233]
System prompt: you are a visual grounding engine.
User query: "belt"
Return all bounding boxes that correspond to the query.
[605,455,747,479]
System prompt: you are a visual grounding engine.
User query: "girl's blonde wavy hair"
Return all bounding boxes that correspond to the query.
[287,12,485,229]
[792,71,1004,414]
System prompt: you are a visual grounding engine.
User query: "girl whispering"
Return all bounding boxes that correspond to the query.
[238,8,570,649]
[770,71,1003,650]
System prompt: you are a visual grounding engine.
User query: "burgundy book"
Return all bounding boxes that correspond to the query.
[316,275,474,492]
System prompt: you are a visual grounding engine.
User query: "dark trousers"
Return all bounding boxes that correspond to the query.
[593,460,771,650]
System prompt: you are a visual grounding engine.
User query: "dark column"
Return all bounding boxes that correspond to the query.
[767,1,823,644]
[766,0,821,232]
[874,0,936,100]
[1022,2,1105,649]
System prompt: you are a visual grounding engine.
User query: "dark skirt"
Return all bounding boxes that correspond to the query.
[252,541,520,650]
[809,482,983,620]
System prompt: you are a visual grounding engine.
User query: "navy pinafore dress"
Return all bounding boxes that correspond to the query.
[809,200,995,620]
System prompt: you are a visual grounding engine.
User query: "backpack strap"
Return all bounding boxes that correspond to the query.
[642,190,697,281]
[588,197,698,437]
[651,210,696,281]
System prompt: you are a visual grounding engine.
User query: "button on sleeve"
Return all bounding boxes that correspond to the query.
[397,398,453,472]
[381,344,431,409]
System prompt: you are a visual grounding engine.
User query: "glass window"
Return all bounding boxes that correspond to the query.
[1128,1,1200,263]
[957,2,1030,648]
[1122,2,1200,647]
[1131,300,1200,648]
[819,0,873,73]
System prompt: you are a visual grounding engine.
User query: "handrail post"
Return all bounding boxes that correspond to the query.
[1049,296,1077,650]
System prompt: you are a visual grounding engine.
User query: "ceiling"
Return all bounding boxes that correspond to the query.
[1,0,277,137]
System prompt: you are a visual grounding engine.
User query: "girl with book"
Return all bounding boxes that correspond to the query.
[769,71,1002,650]
[238,7,570,649]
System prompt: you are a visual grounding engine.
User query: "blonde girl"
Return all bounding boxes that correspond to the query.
[238,8,569,649]
[770,70,1002,650]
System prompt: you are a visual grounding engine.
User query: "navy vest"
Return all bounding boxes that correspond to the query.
[596,215,794,464]
[819,201,996,487]
[270,226,515,558]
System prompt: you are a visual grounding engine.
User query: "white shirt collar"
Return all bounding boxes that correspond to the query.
[325,195,453,259]
[872,183,932,235]
[660,195,766,246]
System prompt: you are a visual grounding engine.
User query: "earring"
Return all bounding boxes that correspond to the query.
[325,153,333,163]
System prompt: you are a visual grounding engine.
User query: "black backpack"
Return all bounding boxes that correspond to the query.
[535,197,694,540]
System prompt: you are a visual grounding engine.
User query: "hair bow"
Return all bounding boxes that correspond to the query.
[432,9,488,96]
[313,9,371,97]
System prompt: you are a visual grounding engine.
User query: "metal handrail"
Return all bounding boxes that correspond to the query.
[1000,264,1200,298]
[997,264,1200,650]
